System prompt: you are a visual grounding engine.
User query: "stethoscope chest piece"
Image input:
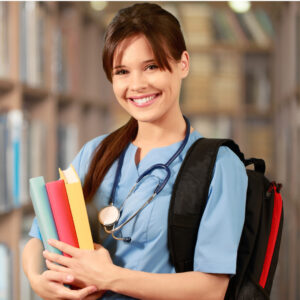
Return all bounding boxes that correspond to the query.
[98,205,120,229]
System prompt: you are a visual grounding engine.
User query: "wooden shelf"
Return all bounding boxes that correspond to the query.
[0,78,15,94]
[57,92,77,104]
[245,105,274,118]
[188,42,273,54]
[22,84,49,101]
[182,105,241,117]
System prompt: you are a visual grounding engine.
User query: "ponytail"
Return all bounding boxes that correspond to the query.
[83,117,138,202]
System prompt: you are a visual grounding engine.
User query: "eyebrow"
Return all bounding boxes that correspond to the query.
[113,59,156,70]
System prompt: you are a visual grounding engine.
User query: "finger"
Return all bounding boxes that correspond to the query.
[64,285,98,299]
[83,291,105,300]
[44,270,74,284]
[45,259,70,273]
[43,250,72,268]
[48,239,79,257]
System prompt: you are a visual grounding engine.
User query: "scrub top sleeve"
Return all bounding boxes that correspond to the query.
[193,146,248,275]
[28,217,42,240]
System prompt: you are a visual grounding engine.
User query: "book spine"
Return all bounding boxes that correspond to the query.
[65,183,94,250]
[29,177,62,254]
[46,180,79,256]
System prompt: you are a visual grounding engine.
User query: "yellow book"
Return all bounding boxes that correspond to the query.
[59,165,94,250]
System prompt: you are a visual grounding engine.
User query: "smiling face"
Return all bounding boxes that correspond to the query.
[111,35,189,125]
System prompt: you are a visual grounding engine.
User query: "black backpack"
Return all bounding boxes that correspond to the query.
[168,138,283,299]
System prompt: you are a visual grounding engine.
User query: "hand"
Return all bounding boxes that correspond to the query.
[31,269,97,300]
[43,240,115,291]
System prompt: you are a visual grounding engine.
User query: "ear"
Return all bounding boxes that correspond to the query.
[180,51,189,79]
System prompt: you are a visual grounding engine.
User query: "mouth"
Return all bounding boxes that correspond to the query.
[128,93,161,107]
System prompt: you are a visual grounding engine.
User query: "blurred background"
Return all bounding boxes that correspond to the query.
[0,1,298,299]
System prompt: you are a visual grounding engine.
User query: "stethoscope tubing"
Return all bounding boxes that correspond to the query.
[100,116,191,240]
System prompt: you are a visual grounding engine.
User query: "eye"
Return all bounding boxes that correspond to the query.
[146,64,158,71]
[114,69,128,75]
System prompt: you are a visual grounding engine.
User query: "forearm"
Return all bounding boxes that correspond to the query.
[106,267,229,300]
[22,237,44,282]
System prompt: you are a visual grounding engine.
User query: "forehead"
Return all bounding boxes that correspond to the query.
[113,35,155,66]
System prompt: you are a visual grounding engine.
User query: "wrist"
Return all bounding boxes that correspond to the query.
[28,270,41,290]
[104,264,124,292]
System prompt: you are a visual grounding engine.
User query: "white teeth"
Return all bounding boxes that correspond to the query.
[131,95,156,104]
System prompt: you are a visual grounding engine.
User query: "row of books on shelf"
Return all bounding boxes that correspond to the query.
[182,51,272,114]
[190,115,233,138]
[0,110,79,214]
[0,110,44,213]
[19,214,43,300]
[19,2,102,96]
[0,242,13,300]
[177,3,274,47]
[211,8,273,47]
[245,53,272,112]
[19,2,71,92]
[19,2,46,88]
[3,2,69,92]
[0,3,9,78]
[2,2,106,99]
[182,75,241,113]
[57,123,79,170]
[0,219,42,300]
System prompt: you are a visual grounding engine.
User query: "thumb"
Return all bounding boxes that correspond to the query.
[78,285,98,298]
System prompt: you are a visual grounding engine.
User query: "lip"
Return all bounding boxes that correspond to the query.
[128,93,161,108]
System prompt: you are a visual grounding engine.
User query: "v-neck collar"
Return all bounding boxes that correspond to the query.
[128,130,201,176]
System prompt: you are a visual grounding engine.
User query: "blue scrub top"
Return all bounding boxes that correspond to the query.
[29,130,248,299]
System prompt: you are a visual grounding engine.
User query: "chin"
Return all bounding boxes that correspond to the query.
[130,111,167,124]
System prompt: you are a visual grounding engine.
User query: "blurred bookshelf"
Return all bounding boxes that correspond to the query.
[0,1,287,299]
[0,2,114,299]
[272,2,300,300]
[168,2,276,177]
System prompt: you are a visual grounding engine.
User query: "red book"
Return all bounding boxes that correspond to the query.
[46,179,79,257]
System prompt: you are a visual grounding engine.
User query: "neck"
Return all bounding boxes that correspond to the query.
[132,113,190,148]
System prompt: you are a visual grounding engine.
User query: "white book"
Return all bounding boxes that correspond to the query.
[0,243,12,300]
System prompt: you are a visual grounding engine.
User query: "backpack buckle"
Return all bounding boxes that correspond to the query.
[270,181,282,193]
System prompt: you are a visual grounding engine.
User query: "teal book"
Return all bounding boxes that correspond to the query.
[29,176,62,254]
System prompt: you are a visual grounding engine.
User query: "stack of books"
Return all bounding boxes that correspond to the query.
[29,165,94,255]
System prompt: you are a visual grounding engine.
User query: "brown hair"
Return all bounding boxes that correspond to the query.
[83,3,187,202]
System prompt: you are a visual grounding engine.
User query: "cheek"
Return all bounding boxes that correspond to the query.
[147,73,170,91]
[112,80,125,98]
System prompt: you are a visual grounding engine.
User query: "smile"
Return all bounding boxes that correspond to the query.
[128,93,161,107]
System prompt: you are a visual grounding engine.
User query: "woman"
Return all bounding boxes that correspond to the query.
[23,3,248,300]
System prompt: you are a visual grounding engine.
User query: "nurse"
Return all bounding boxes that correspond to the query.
[22,3,248,300]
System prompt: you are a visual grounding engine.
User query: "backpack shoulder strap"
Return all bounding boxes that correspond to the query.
[168,137,245,272]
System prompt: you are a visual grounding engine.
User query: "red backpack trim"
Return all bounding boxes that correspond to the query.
[259,183,283,288]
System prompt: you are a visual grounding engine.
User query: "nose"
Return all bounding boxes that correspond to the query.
[129,71,147,92]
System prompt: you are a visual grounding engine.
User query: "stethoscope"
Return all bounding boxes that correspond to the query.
[98,116,191,242]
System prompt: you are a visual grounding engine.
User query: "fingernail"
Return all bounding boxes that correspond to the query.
[91,286,97,293]
[66,275,73,281]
